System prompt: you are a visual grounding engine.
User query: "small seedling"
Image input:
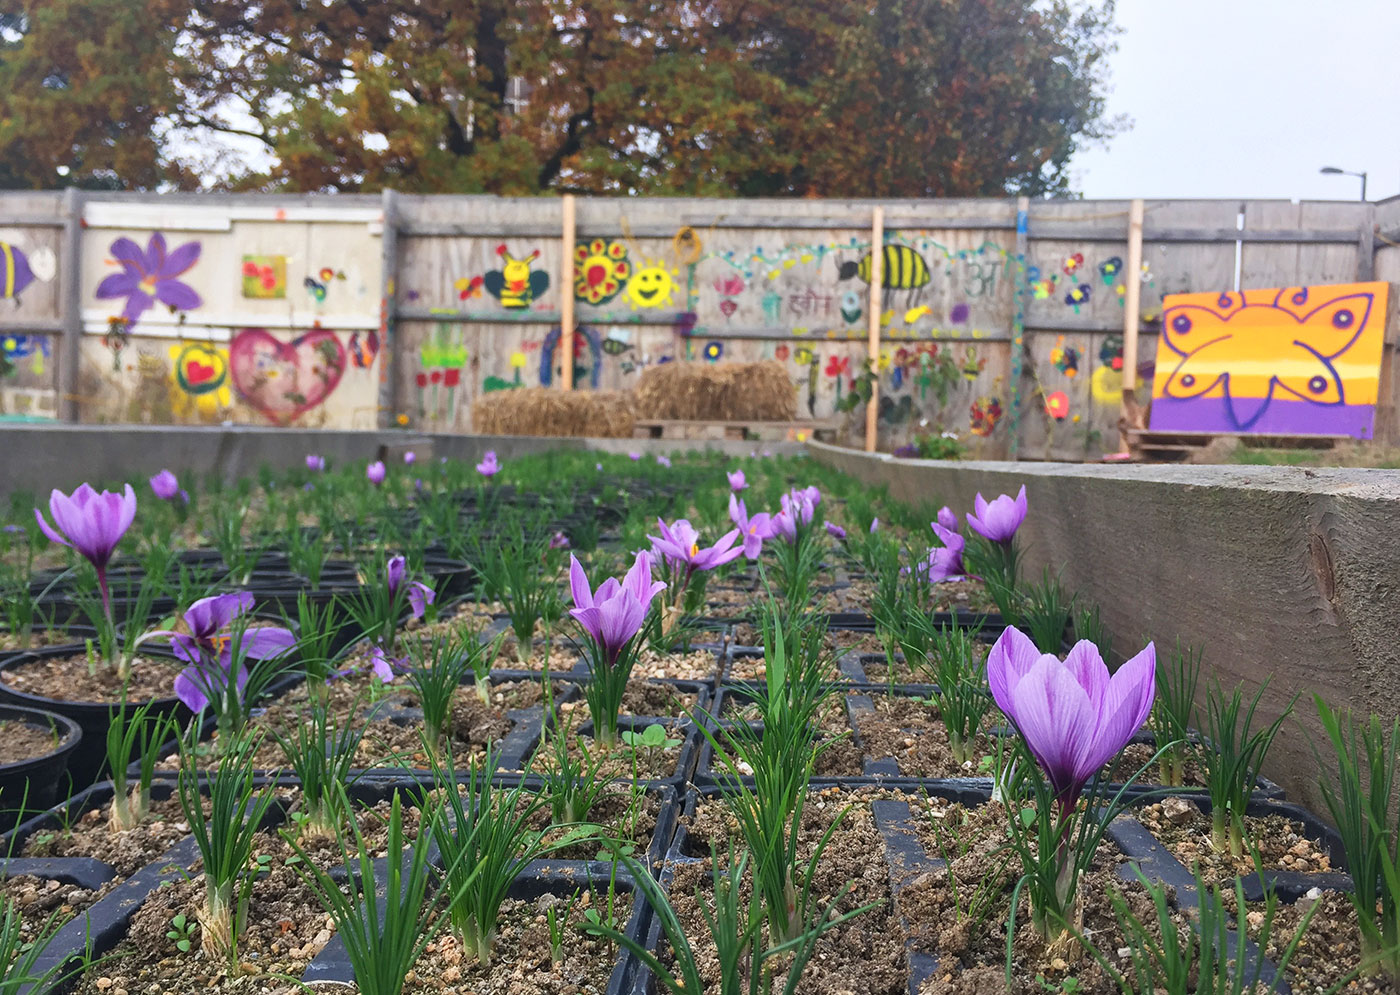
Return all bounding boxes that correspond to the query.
[167,913,197,953]
[620,723,681,751]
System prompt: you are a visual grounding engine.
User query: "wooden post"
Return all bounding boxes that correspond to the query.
[1118,198,1146,453]
[865,206,884,452]
[57,187,84,423]
[379,187,400,428]
[1007,196,1030,460]
[559,194,576,391]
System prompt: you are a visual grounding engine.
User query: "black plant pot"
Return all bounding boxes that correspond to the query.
[0,703,82,831]
[0,647,187,790]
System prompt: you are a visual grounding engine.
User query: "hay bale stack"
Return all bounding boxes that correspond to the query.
[634,361,795,422]
[471,388,635,438]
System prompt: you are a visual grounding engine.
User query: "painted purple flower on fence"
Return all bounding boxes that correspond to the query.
[923,522,966,582]
[727,470,747,492]
[728,494,772,560]
[94,233,203,328]
[35,483,136,621]
[366,461,386,485]
[649,518,743,573]
[987,626,1156,815]
[968,486,1027,545]
[386,554,434,619]
[171,592,295,713]
[476,451,500,477]
[568,551,666,664]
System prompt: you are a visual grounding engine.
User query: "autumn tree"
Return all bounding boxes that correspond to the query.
[1,1,1122,196]
[0,1,187,189]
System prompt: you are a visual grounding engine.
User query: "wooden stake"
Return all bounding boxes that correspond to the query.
[560,194,576,391]
[1119,198,1145,452]
[865,206,884,452]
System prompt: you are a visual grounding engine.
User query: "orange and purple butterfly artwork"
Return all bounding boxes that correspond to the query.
[1150,282,1391,438]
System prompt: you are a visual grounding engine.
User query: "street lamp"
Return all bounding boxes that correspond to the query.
[1320,166,1367,201]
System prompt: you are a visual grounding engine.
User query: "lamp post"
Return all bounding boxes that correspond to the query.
[1320,166,1367,201]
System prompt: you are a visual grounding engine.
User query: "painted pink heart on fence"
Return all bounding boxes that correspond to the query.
[229,327,347,424]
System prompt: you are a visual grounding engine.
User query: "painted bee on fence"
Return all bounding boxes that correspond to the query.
[838,245,931,309]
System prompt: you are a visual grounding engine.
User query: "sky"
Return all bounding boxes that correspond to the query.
[1071,0,1400,203]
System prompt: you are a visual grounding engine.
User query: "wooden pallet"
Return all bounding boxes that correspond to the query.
[632,419,839,442]
[1126,429,1350,462]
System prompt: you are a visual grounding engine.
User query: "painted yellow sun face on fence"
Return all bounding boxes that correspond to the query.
[624,262,679,310]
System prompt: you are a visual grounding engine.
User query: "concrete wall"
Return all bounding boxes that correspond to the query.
[809,440,1400,814]
[0,425,799,499]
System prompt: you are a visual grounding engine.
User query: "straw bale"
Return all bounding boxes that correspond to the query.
[633,361,794,421]
[471,388,635,438]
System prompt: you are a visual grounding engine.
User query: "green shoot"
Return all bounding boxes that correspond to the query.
[177,728,278,968]
[105,695,174,832]
[1200,679,1294,856]
[1314,696,1399,981]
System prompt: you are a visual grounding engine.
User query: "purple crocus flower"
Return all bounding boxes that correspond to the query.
[476,451,500,477]
[94,233,202,328]
[937,506,959,532]
[367,461,386,485]
[727,470,747,492]
[967,486,1027,545]
[306,454,326,472]
[628,452,642,461]
[870,518,879,533]
[728,494,772,560]
[923,523,966,582]
[404,451,416,465]
[826,522,847,540]
[386,554,434,619]
[35,484,137,621]
[369,646,397,683]
[656,455,672,468]
[171,592,296,713]
[549,531,571,549]
[568,551,666,664]
[149,470,180,501]
[649,518,743,573]
[987,626,1156,816]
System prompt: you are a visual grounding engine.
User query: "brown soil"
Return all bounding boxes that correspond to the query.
[726,652,843,682]
[0,717,64,763]
[1137,800,1331,885]
[17,794,193,875]
[1104,740,1209,788]
[157,671,555,773]
[851,695,998,778]
[630,646,721,682]
[0,627,86,653]
[1267,890,1399,994]
[0,653,177,703]
[672,785,910,995]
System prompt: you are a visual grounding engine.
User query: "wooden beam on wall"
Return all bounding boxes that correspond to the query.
[379,188,400,427]
[559,195,576,391]
[1007,196,1030,461]
[1118,198,1146,452]
[57,187,84,423]
[865,206,883,453]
